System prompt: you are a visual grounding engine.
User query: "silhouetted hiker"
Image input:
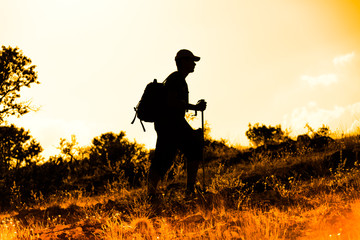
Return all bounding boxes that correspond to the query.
[147,49,207,201]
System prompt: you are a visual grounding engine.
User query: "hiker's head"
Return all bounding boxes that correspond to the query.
[175,49,200,74]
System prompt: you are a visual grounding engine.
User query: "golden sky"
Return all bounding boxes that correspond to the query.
[2,0,360,157]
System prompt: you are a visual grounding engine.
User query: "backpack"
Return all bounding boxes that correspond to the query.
[131,79,166,131]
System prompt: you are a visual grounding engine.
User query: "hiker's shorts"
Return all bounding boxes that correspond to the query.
[150,118,203,178]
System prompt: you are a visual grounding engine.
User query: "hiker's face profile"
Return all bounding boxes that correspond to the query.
[182,59,196,73]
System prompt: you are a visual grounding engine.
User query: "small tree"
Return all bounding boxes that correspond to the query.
[0,124,42,174]
[246,123,285,147]
[305,123,331,138]
[0,46,39,123]
[90,131,149,187]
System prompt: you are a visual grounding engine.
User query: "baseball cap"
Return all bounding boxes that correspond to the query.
[175,49,200,62]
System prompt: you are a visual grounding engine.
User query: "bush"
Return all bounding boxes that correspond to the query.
[0,131,149,210]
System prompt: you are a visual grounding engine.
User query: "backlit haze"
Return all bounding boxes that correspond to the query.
[2,0,360,158]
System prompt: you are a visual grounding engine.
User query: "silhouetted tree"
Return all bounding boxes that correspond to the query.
[246,123,285,147]
[58,135,82,163]
[305,123,331,138]
[0,124,42,175]
[0,46,39,123]
[316,125,331,137]
[90,131,148,187]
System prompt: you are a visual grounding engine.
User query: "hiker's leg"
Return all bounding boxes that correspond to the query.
[148,131,177,196]
[186,156,201,193]
[186,140,202,193]
[147,167,161,196]
[180,124,203,193]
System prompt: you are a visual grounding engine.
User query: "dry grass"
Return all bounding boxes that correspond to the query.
[2,188,360,239]
[2,135,360,239]
[96,194,360,240]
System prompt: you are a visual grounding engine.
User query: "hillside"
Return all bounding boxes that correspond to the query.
[1,134,360,239]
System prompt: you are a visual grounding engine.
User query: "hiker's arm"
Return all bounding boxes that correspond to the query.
[188,100,207,111]
[167,94,206,112]
[187,103,196,111]
[187,101,206,111]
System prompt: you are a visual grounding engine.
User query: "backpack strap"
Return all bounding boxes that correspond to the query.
[131,107,137,124]
[131,107,146,132]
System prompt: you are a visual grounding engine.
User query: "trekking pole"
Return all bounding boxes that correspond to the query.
[201,109,206,192]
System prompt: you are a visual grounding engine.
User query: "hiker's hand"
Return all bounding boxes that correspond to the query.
[196,99,207,111]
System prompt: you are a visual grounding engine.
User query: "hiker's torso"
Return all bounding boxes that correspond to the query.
[162,71,189,120]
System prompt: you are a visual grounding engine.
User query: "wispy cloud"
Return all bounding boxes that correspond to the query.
[301,74,338,87]
[333,52,355,66]
[282,102,360,136]
[347,120,360,134]
[283,102,345,131]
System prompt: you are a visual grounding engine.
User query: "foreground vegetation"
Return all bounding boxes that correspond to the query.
[1,129,360,239]
[2,184,360,239]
